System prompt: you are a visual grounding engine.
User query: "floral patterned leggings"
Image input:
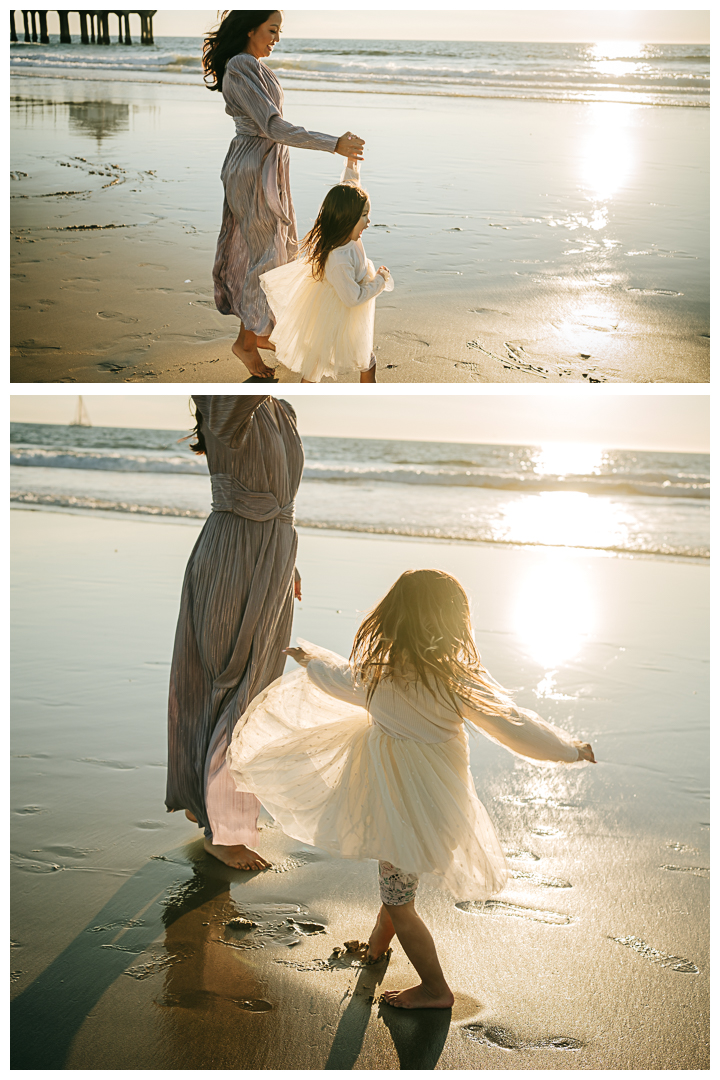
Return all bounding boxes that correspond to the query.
[378,860,419,906]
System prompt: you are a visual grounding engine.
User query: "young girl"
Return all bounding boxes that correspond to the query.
[259,161,392,383]
[227,570,595,1010]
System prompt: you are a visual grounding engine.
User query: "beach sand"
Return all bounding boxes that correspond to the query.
[11,508,709,1069]
[11,77,709,384]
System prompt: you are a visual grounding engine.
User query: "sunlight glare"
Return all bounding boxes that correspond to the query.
[513,556,595,669]
[580,102,637,203]
[534,443,604,477]
[498,492,630,553]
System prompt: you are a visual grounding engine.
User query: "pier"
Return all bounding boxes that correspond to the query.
[10,10,157,46]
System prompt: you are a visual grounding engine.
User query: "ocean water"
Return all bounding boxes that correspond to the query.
[10,36,709,108]
[10,422,709,560]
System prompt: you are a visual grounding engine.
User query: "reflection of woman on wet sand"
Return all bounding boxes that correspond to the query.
[203,10,365,380]
[166,395,303,870]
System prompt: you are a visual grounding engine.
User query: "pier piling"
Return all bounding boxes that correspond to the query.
[11,10,156,46]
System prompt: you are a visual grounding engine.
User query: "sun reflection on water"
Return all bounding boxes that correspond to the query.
[513,554,595,670]
[580,101,638,203]
[498,491,631,552]
[533,443,604,477]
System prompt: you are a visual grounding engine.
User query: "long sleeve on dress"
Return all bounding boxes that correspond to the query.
[192,395,268,450]
[325,247,386,307]
[306,658,368,708]
[464,702,581,763]
[225,55,339,153]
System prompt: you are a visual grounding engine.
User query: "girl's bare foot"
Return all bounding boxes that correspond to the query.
[360,364,376,383]
[184,809,198,823]
[203,837,271,871]
[367,906,395,961]
[256,335,276,352]
[381,984,454,1010]
[232,339,275,379]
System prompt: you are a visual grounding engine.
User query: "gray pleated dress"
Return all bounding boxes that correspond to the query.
[166,396,304,847]
[213,52,339,336]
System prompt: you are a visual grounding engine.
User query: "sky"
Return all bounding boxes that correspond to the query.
[9,394,710,453]
[149,8,709,43]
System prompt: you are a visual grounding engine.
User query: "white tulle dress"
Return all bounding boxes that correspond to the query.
[227,642,584,900]
[259,163,393,383]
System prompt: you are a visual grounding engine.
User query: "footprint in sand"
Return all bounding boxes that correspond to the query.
[660,864,709,878]
[97,310,138,324]
[61,277,100,292]
[219,902,327,951]
[269,849,324,874]
[124,952,186,981]
[138,263,168,271]
[532,826,563,837]
[626,288,683,296]
[609,935,699,974]
[462,1023,583,1051]
[456,900,572,925]
[504,848,541,862]
[510,870,572,888]
[157,989,272,1012]
[667,841,700,854]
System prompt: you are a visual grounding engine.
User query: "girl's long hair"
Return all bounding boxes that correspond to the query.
[302,183,369,280]
[350,569,513,719]
[203,10,278,91]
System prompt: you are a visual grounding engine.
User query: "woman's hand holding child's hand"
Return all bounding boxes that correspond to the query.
[284,646,310,667]
[377,266,391,282]
[336,131,365,160]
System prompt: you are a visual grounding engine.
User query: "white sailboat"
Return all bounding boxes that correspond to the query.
[69,396,92,427]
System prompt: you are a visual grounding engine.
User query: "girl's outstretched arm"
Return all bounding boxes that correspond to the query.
[463,701,595,764]
[284,644,368,708]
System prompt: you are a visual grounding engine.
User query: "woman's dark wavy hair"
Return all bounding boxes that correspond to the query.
[203,10,279,91]
[302,184,369,280]
[188,405,206,456]
[350,569,514,719]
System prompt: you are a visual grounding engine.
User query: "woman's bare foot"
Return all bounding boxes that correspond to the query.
[184,809,198,823]
[381,984,454,1010]
[256,335,276,352]
[203,837,271,871]
[367,905,395,961]
[360,364,377,383]
[232,339,275,379]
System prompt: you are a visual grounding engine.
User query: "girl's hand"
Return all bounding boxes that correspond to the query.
[284,646,310,667]
[336,131,365,160]
[377,266,391,281]
[294,567,302,601]
[576,742,596,763]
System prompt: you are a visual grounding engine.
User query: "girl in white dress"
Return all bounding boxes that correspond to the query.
[227,570,595,1010]
[259,161,392,383]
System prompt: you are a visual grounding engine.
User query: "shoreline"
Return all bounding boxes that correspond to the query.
[8,504,709,565]
[11,76,709,384]
[10,67,710,108]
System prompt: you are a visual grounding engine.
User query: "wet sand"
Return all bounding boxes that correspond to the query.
[11,508,709,1069]
[11,76,709,383]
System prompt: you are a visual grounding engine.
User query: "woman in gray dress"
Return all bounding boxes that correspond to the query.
[166,396,303,869]
[204,11,366,379]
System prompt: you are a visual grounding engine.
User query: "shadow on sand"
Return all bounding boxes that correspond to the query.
[10,843,251,1069]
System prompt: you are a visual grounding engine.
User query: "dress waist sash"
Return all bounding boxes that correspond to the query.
[230,116,290,226]
[211,474,295,524]
[234,116,264,137]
